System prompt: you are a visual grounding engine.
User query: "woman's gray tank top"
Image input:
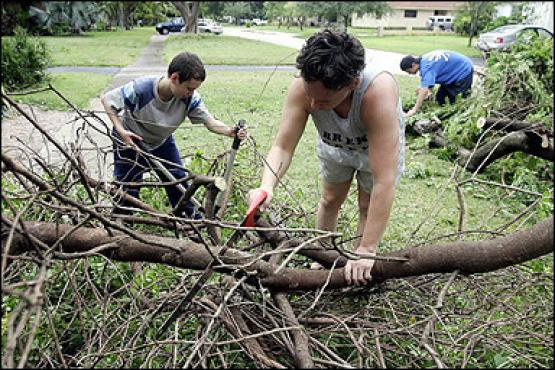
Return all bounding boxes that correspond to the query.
[311,65,405,176]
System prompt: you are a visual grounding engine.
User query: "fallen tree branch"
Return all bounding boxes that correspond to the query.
[459,131,554,173]
[2,214,552,291]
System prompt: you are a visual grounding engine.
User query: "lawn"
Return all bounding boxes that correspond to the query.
[39,27,155,66]
[235,24,481,57]
[171,70,531,247]
[163,33,298,65]
[356,34,481,57]
[8,72,111,110]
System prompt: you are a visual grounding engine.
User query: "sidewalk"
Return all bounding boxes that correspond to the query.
[2,34,169,180]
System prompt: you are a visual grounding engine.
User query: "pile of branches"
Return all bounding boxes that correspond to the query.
[407,35,553,176]
[1,90,553,368]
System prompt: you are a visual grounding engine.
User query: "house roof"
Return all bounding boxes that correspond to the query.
[387,1,466,11]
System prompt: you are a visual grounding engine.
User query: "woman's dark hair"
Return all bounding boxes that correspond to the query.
[296,29,366,90]
[168,51,206,82]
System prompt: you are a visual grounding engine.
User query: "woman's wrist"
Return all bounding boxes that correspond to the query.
[356,245,377,255]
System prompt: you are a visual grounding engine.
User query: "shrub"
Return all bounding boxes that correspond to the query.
[483,15,525,32]
[1,26,51,90]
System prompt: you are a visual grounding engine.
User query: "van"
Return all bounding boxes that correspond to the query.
[426,16,454,31]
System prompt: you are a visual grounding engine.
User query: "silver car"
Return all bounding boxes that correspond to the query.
[475,24,552,53]
[180,20,223,35]
[197,21,223,35]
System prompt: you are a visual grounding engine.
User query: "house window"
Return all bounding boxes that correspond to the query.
[434,10,448,16]
[404,10,417,18]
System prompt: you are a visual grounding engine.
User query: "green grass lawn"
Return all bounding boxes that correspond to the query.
[163,34,298,65]
[357,34,481,58]
[171,70,535,248]
[239,24,481,58]
[39,27,155,66]
[8,72,111,110]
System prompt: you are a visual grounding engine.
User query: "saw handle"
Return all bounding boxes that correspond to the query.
[232,119,246,150]
[244,189,268,227]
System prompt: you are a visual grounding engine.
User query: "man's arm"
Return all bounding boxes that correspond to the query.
[344,73,400,285]
[249,78,310,210]
[406,87,432,117]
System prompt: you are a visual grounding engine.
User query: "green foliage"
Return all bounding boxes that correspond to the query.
[134,2,177,26]
[413,34,553,204]
[28,1,100,35]
[223,1,253,23]
[483,14,525,32]
[453,1,498,36]
[1,26,51,90]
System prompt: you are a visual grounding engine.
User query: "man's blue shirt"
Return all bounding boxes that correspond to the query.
[419,50,473,88]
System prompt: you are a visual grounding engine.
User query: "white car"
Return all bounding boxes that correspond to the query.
[180,20,223,35]
[475,24,552,53]
[197,21,223,35]
[252,18,268,26]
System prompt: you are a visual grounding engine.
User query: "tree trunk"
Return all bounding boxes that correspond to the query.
[3,215,552,292]
[172,1,199,33]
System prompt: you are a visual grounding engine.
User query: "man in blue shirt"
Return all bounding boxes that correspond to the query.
[400,50,474,117]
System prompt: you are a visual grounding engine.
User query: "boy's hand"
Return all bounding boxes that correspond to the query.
[230,125,248,140]
[235,125,249,141]
[117,128,143,148]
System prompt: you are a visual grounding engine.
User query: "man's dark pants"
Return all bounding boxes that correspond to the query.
[436,69,474,105]
[112,133,199,218]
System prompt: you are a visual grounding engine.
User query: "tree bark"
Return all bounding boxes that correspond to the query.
[3,215,552,292]
[459,131,554,173]
[478,117,552,136]
[172,1,199,33]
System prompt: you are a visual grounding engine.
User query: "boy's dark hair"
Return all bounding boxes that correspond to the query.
[168,52,206,82]
[400,55,421,71]
[296,29,365,90]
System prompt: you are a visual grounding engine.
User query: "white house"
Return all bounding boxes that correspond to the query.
[352,1,466,29]
[352,1,553,32]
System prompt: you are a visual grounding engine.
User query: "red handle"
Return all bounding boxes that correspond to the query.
[243,189,268,227]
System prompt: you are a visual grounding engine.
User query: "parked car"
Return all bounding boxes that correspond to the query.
[196,20,223,34]
[426,16,454,31]
[475,24,553,53]
[155,17,184,35]
[252,18,268,26]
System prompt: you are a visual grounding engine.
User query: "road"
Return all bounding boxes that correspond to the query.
[223,27,484,75]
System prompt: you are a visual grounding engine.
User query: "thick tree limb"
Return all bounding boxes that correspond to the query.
[2,215,552,291]
[459,131,554,173]
[477,117,552,137]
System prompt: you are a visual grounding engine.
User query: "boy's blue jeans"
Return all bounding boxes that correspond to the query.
[112,132,200,219]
